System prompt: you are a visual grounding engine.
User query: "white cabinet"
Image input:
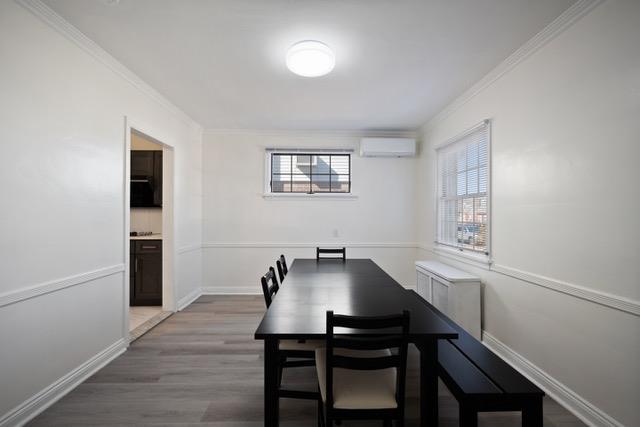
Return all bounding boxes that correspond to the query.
[415,260,482,339]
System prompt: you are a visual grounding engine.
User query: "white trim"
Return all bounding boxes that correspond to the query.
[15,0,202,134]
[266,147,354,153]
[432,245,492,269]
[420,244,640,317]
[125,117,179,342]
[263,151,356,198]
[434,119,490,151]
[0,264,124,308]
[177,244,202,254]
[422,0,604,131]
[434,120,492,259]
[491,263,640,317]
[482,332,623,427]
[202,286,261,295]
[263,193,358,200]
[177,287,202,311]
[0,338,126,427]
[202,242,419,249]
[204,128,418,138]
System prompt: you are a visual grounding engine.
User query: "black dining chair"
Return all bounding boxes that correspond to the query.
[316,310,411,427]
[259,267,323,402]
[276,254,288,284]
[316,247,346,260]
[261,267,279,308]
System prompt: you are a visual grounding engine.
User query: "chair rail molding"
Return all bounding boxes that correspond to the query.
[482,332,623,427]
[0,338,127,427]
[490,263,640,317]
[202,241,418,249]
[177,243,202,254]
[0,264,125,308]
[418,244,639,317]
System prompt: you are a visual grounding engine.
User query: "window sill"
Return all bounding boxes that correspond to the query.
[263,193,358,200]
[432,245,492,270]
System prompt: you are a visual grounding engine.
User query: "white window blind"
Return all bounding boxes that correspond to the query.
[436,121,490,255]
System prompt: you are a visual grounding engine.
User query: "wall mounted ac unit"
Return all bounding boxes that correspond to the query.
[359,137,416,157]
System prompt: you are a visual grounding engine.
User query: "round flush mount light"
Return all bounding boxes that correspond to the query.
[286,40,335,77]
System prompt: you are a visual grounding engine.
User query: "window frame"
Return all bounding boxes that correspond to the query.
[263,149,356,199]
[434,120,492,264]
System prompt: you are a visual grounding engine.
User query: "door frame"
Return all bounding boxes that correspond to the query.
[123,116,177,344]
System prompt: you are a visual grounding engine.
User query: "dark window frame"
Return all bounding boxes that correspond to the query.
[269,153,352,194]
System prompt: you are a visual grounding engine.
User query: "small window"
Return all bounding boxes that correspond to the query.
[269,152,351,194]
[436,121,490,255]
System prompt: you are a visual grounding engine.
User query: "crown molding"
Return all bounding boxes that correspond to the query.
[16,0,203,134]
[203,128,419,139]
[421,0,604,132]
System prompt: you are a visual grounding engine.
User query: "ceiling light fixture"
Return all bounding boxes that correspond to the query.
[286,40,335,77]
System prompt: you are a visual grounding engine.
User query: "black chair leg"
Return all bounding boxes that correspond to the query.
[459,403,478,427]
[277,355,287,387]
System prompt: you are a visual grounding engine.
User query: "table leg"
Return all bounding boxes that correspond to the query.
[419,339,438,427]
[264,338,279,427]
[522,396,543,427]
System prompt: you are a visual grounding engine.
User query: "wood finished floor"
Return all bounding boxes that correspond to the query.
[30,295,585,426]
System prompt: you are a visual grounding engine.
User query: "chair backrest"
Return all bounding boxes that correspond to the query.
[260,267,279,308]
[325,310,410,414]
[276,254,288,283]
[316,247,346,260]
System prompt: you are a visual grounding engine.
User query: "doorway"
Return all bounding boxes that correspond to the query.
[124,119,176,343]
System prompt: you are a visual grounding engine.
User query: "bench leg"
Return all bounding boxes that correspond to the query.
[419,339,438,427]
[459,403,477,427]
[522,397,543,427]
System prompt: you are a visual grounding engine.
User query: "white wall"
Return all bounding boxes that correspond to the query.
[417,1,640,425]
[202,130,418,293]
[0,1,202,424]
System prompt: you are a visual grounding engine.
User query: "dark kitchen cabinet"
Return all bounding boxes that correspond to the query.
[130,240,162,306]
[130,150,162,207]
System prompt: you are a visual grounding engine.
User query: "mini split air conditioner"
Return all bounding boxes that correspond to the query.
[359,138,416,157]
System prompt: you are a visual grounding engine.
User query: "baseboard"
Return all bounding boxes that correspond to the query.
[0,338,127,427]
[177,287,202,311]
[201,286,260,295]
[481,332,622,427]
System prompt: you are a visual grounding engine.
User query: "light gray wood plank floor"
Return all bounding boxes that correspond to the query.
[29,295,585,426]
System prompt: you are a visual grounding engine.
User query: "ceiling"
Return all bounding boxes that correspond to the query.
[44,0,576,131]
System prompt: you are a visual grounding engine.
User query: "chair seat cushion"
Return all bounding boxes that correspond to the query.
[315,347,397,410]
[279,339,324,351]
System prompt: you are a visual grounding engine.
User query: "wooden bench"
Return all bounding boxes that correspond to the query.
[409,290,545,427]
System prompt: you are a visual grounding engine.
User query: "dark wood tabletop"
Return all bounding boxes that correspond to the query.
[255,258,458,426]
[254,258,458,340]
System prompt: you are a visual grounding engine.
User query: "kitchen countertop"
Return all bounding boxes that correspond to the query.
[130,234,162,240]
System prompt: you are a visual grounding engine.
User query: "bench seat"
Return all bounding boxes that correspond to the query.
[409,290,544,427]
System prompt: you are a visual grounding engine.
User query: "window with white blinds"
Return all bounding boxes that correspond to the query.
[436,121,490,255]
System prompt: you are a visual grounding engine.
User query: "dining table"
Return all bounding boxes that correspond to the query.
[254,258,459,426]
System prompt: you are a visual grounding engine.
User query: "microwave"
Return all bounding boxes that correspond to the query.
[131,175,160,207]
